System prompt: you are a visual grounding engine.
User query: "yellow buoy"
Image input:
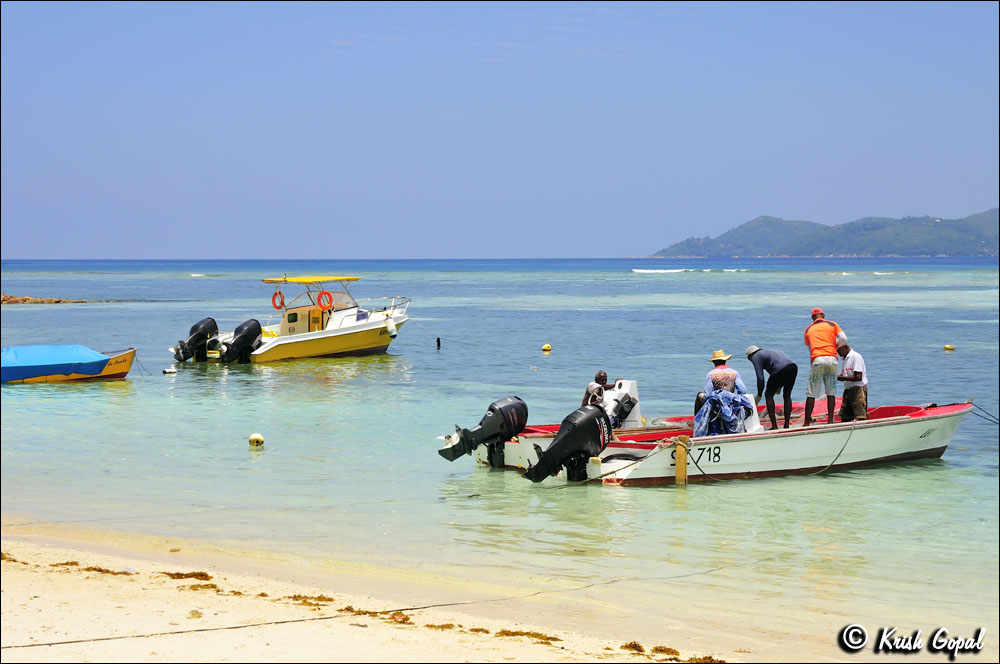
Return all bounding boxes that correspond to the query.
[249,433,264,448]
[542,344,551,352]
[944,345,955,351]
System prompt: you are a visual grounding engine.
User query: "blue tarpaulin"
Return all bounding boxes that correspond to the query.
[1,345,110,383]
[693,389,754,437]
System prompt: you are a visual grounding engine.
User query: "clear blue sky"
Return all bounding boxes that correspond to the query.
[2,1,997,259]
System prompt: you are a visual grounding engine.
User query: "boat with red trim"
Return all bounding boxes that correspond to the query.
[436,382,973,486]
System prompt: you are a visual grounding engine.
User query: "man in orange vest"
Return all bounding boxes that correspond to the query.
[803,307,844,426]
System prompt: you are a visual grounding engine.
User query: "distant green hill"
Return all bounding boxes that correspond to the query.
[654,208,999,257]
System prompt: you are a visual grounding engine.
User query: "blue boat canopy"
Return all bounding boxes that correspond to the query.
[1,345,110,383]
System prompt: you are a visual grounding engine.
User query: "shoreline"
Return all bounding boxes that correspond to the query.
[2,518,740,663]
[4,512,996,663]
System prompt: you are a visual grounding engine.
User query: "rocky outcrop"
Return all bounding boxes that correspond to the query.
[2,293,86,304]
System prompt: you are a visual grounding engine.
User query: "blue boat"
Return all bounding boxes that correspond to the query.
[1,345,136,383]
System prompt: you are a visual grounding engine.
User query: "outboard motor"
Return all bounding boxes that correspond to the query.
[174,317,219,362]
[220,319,263,364]
[437,396,528,467]
[597,380,642,428]
[605,392,638,428]
[523,405,614,483]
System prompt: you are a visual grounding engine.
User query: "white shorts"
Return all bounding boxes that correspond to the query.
[807,356,838,398]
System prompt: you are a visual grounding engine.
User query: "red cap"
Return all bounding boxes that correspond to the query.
[811,307,825,316]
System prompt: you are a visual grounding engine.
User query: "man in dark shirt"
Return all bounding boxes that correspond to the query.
[745,346,799,429]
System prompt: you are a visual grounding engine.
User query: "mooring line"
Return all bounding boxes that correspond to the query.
[405,317,482,347]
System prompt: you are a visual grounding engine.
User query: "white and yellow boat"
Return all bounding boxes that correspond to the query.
[171,276,409,364]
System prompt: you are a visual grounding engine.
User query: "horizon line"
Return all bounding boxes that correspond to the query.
[3,255,999,262]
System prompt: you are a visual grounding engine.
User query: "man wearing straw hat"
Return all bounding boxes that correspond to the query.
[693,349,752,436]
[704,349,747,396]
[695,349,748,413]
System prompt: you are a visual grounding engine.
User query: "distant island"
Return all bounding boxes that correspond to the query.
[653,208,998,258]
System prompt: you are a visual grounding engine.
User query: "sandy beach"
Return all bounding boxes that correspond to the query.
[2,519,737,663]
[5,516,996,663]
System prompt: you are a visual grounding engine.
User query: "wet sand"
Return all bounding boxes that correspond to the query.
[1,520,736,663]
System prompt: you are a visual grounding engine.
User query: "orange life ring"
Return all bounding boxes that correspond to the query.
[317,290,334,309]
[272,291,285,310]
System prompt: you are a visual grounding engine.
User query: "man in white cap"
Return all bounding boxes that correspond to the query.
[837,338,868,421]
[745,346,798,429]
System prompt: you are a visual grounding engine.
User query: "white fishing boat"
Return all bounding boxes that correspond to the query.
[437,381,973,486]
[171,276,409,363]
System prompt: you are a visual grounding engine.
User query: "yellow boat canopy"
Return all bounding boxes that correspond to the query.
[261,276,361,284]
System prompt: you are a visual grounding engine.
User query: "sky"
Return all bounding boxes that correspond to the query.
[1,1,998,259]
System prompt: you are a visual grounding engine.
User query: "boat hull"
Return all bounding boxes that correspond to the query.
[250,318,406,362]
[474,401,972,485]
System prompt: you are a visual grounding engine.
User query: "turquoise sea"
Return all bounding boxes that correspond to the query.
[2,258,998,654]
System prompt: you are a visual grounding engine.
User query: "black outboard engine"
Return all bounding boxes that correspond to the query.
[220,319,263,364]
[174,317,219,362]
[437,396,528,468]
[523,405,613,483]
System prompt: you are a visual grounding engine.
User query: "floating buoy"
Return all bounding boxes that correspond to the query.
[249,433,264,448]
[944,345,955,351]
[163,366,177,374]
[542,344,551,352]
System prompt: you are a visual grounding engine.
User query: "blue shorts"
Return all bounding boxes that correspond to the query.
[806,356,838,398]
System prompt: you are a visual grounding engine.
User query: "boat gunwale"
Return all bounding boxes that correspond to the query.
[511,402,974,451]
[251,315,408,351]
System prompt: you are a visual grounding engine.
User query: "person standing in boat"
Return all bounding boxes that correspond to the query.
[837,338,868,422]
[803,307,845,426]
[745,345,798,429]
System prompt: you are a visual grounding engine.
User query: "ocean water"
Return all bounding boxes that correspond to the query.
[2,258,998,651]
